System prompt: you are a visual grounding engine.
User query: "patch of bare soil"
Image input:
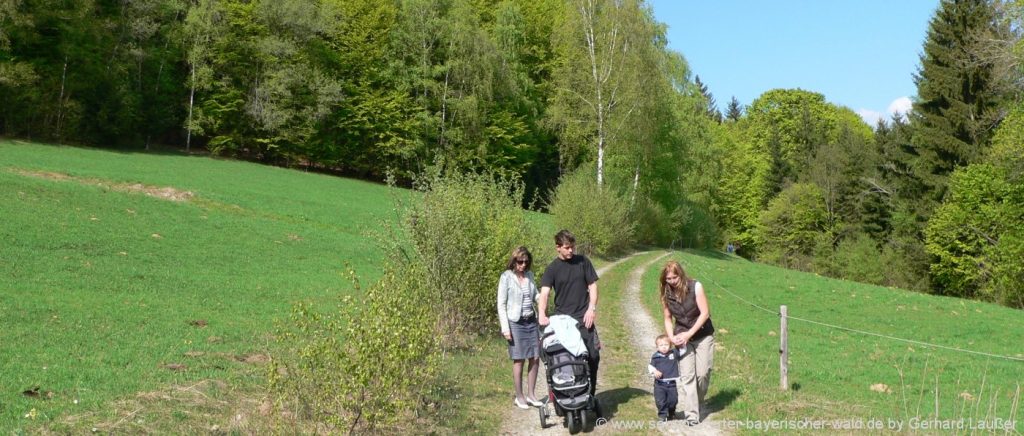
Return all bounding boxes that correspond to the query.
[11,169,195,202]
[238,353,271,364]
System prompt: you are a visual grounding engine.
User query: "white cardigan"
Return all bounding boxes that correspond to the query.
[496,269,540,334]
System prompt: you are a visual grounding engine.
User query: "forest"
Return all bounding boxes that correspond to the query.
[1,0,1022,309]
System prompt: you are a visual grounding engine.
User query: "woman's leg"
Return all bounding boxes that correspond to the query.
[678,342,699,421]
[512,359,526,402]
[526,357,539,400]
[694,335,715,407]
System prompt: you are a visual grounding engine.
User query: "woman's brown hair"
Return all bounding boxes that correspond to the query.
[659,260,690,307]
[506,246,532,271]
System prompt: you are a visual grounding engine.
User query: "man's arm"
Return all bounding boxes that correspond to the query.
[583,281,597,328]
[538,286,551,326]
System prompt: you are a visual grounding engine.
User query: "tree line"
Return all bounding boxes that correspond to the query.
[1,0,1022,308]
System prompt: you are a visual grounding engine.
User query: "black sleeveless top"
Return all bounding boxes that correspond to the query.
[665,279,715,340]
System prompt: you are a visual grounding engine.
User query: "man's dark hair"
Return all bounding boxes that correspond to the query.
[554,229,576,246]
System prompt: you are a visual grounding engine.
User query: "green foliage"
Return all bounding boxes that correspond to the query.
[725,96,743,122]
[694,75,722,123]
[753,183,829,271]
[988,228,1024,308]
[272,266,440,433]
[271,168,548,431]
[548,169,634,256]
[0,0,189,144]
[924,164,1004,298]
[719,89,874,256]
[408,169,547,334]
[830,232,888,284]
[547,0,665,186]
[924,106,1024,307]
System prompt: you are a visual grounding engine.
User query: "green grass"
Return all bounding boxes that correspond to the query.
[0,140,411,431]
[641,250,1023,430]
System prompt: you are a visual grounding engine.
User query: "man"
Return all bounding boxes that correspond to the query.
[538,229,599,395]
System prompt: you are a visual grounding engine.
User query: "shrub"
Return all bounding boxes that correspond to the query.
[408,170,547,336]
[547,170,634,255]
[631,197,674,246]
[988,228,1024,308]
[270,265,440,433]
[831,232,888,284]
[675,202,721,250]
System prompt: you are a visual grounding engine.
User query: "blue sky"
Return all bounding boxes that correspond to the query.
[649,1,939,126]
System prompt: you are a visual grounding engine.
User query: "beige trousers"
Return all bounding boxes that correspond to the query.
[679,334,714,421]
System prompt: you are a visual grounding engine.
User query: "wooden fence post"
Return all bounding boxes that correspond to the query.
[780,305,788,390]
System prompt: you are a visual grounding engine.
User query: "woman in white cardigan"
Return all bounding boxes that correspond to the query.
[497,246,542,409]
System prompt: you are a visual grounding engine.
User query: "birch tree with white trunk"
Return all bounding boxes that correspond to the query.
[548,0,656,189]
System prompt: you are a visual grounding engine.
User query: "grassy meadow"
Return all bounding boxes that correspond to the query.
[641,251,1023,431]
[4,139,1022,433]
[0,140,412,431]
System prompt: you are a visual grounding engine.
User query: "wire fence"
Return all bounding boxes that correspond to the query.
[681,253,1024,364]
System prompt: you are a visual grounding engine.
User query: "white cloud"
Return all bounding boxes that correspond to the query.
[887,96,912,119]
[858,97,913,127]
[857,109,884,126]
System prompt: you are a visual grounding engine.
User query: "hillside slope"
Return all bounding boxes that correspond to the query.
[0,141,409,430]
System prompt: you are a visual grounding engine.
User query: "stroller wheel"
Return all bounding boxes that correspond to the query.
[581,407,589,429]
[538,404,548,428]
[593,397,603,418]
[567,411,581,434]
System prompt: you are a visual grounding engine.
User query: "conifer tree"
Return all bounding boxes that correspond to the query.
[694,75,722,123]
[725,96,743,122]
[909,0,1011,206]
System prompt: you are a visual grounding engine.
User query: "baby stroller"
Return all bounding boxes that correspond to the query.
[537,316,601,434]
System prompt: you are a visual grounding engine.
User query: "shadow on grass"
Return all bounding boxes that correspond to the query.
[594,386,649,420]
[703,388,742,419]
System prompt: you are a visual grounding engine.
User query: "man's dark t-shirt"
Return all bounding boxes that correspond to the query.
[540,254,599,321]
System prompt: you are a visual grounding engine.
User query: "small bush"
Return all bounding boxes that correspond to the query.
[270,265,440,433]
[547,170,634,255]
[987,228,1024,308]
[408,170,547,336]
[632,197,675,246]
[831,232,888,284]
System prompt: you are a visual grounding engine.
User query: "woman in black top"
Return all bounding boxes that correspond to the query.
[659,260,715,426]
